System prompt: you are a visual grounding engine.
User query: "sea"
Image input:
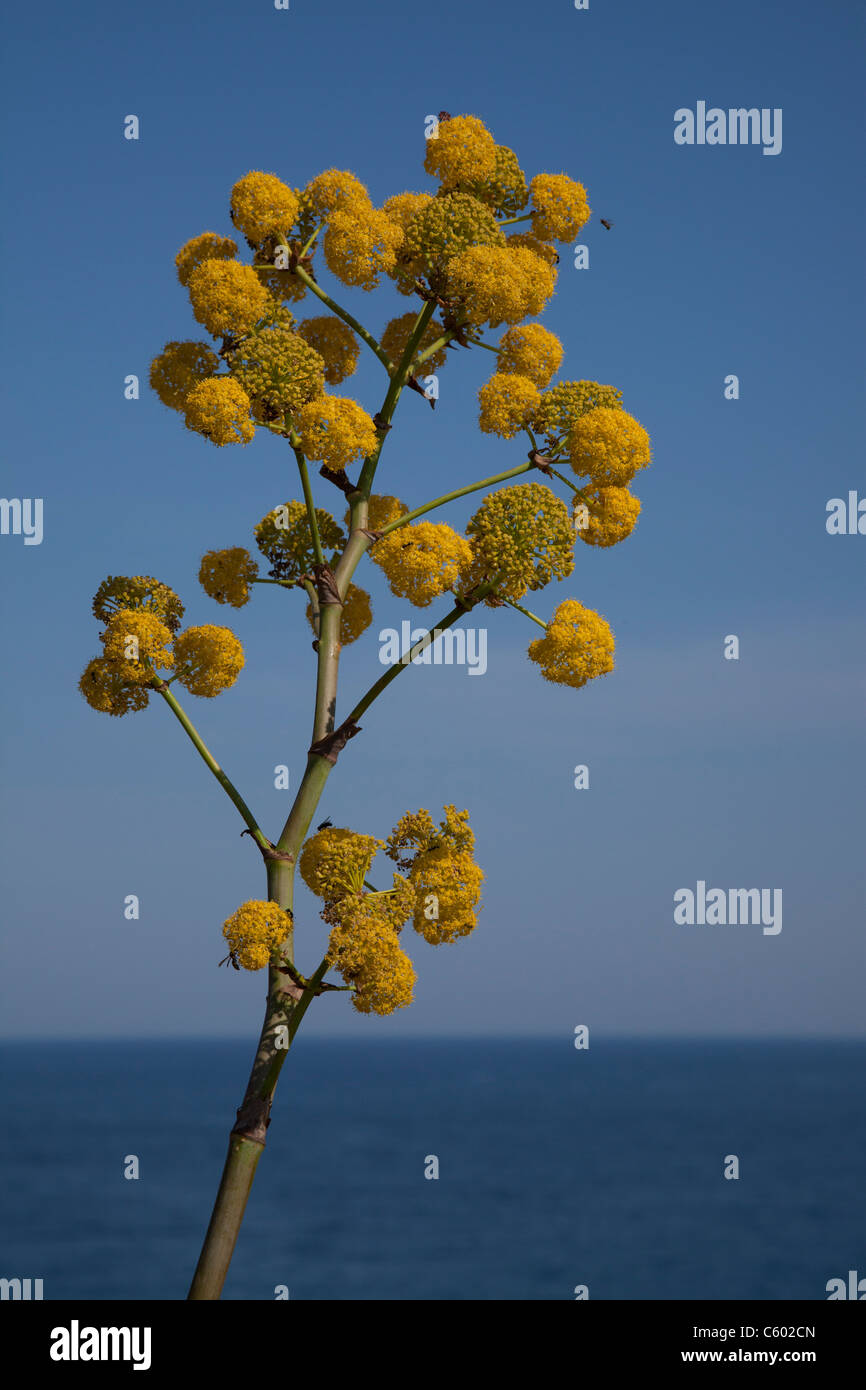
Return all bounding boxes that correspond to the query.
[0,1039,862,1301]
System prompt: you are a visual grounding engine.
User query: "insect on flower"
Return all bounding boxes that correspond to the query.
[218,951,241,971]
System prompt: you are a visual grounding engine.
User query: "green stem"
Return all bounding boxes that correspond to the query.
[294,446,325,565]
[501,596,547,629]
[378,460,535,536]
[290,264,391,371]
[155,684,270,853]
[252,577,295,589]
[498,212,533,227]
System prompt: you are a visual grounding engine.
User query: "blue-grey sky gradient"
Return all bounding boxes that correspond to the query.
[1,0,863,1038]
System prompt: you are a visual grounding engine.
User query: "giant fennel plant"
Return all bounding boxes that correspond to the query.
[79,113,651,1298]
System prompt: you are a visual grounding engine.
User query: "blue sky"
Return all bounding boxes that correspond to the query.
[1,0,863,1038]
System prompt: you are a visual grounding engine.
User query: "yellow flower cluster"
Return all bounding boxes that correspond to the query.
[175,232,237,288]
[372,522,472,607]
[323,208,403,290]
[497,323,563,388]
[230,172,299,245]
[302,169,371,221]
[529,174,591,242]
[382,191,433,232]
[306,582,372,646]
[173,624,245,697]
[222,899,293,972]
[528,599,615,689]
[380,312,448,373]
[199,547,258,606]
[478,372,540,438]
[299,826,383,900]
[446,244,556,327]
[92,575,184,633]
[399,192,504,279]
[101,608,173,683]
[462,145,528,218]
[386,805,483,944]
[187,259,272,337]
[359,494,408,531]
[150,340,220,411]
[296,396,378,473]
[78,659,151,717]
[534,380,624,439]
[228,320,325,418]
[295,317,359,384]
[183,377,255,446]
[325,884,417,1015]
[424,114,498,189]
[255,500,345,581]
[507,231,559,265]
[580,487,642,548]
[463,482,574,601]
[567,407,651,487]
[251,239,308,306]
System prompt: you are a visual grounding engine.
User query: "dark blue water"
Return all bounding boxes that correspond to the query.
[0,1039,862,1300]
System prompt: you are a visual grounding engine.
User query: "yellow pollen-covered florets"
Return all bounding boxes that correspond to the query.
[529,173,592,242]
[323,208,403,290]
[92,576,184,633]
[295,317,360,385]
[507,231,559,266]
[527,599,615,689]
[255,500,345,581]
[299,826,383,901]
[386,805,483,945]
[183,377,255,446]
[497,323,563,388]
[462,482,574,601]
[78,658,151,717]
[382,192,434,231]
[100,608,173,683]
[400,192,504,279]
[187,259,273,337]
[327,911,417,1016]
[477,372,540,438]
[567,407,651,487]
[149,341,220,410]
[199,548,258,606]
[230,171,299,244]
[534,380,624,440]
[222,899,293,971]
[306,582,372,646]
[173,625,244,697]
[380,312,449,373]
[424,114,498,189]
[356,495,408,531]
[372,523,473,608]
[296,397,378,473]
[461,144,528,217]
[175,233,238,288]
[228,321,325,417]
[446,244,556,327]
[579,487,642,547]
[302,169,372,221]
